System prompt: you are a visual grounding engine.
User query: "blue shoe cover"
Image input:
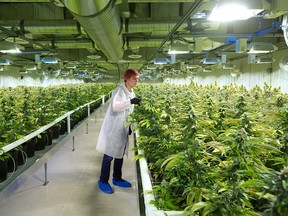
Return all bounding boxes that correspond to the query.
[98,180,113,194]
[112,178,132,188]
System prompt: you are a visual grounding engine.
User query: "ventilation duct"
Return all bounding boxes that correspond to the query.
[61,0,123,61]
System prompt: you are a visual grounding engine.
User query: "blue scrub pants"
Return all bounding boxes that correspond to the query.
[99,154,123,183]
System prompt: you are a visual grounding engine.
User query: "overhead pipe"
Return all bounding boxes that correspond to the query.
[147,0,204,62]
[60,0,124,61]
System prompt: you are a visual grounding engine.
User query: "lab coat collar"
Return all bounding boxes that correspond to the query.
[121,84,133,94]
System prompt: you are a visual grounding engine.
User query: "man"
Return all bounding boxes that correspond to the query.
[96,69,141,194]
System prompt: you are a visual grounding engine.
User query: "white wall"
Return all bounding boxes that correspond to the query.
[164,48,288,93]
[0,66,85,87]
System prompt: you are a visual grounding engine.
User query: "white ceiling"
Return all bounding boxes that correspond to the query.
[0,0,287,81]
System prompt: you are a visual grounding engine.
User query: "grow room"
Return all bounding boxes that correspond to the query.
[0,0,288,216]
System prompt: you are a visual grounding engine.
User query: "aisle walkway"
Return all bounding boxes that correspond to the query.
[0,104,140,216]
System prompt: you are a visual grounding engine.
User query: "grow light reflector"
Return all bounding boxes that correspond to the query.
[0,43,24,54]
[247,42,278,54]
[153,58,169,64]
[0,58,12,65]
[201,57,220,65]
[255,57,275,64]
[168,43,190,54]
[221,63,235,69]
[208,1,263,22]
[41,56,60,64]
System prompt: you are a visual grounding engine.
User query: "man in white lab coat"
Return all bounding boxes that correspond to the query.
[96,69,141,194]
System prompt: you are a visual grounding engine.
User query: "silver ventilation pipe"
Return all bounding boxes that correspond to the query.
[60,0,124,61]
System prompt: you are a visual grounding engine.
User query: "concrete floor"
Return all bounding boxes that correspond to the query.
[0,104,141,216]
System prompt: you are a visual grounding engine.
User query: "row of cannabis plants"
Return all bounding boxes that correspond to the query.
[131,82,288,216]
[0,83,115,182]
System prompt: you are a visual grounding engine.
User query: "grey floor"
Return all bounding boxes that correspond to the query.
[0,104,141,216]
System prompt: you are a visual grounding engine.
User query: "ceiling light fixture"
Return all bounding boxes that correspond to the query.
[153,58,169,65]
[208,0,263,22]
[203,67,212,72]
[25,65,38,71]
[0,58,13,65]
[221,63,235,69]
[201,57,220,65]
[247,42,278,54]
[255,57,275,64]
[87,54,101,60]
[128,47,142,59]
[168,43,190,55]
[41,56,60,64]
[0,42,24,54]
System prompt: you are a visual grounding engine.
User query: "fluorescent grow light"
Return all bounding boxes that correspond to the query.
[221,63,235,69]
[41,56,60,64]
[201,57,220,65]
[168,43,190,54]
[0,58,12,65]
[153,58,169,64]
[0,43,24,54]
[255,57,275,64]
[208,1,263,22]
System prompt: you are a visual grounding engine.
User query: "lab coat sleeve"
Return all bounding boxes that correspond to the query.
[112,89,132,112]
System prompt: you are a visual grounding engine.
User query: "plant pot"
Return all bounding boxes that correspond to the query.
[46,129,53,146]
[17,150,27,166]
[7,150,18,172]
[52,125,60,140]
[24,137,37,158]
[35,133,47,150]
[59,120,67,135]
[0,159,8,183]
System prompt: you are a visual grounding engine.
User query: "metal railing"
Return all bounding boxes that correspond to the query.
[1,94,108,155]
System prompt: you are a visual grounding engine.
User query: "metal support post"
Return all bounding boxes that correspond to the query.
[72,136,75,151]
[67,114,71,133]
[43,162,49,186]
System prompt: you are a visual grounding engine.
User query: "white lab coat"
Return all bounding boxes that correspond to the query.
[96,84,135,158]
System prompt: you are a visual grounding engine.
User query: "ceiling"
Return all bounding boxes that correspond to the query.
[0,0,287,82]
